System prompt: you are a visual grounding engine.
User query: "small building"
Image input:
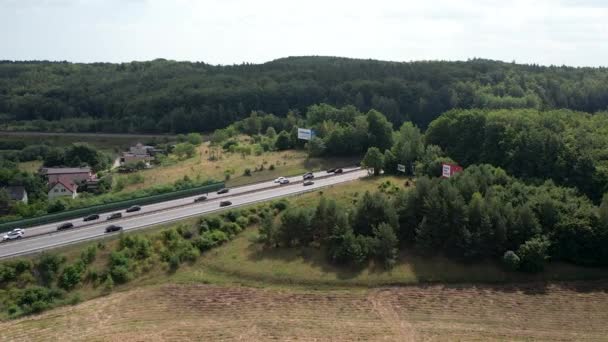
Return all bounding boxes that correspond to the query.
[2,185,28,204]
[41,167,94,184]
[48,178,78,200]
[120,153,153,166]
[120,143,156,166]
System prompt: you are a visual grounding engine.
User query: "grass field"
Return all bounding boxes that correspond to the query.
[0,133,165,154]
[2,281,607,341]
[3,177,608,340]
[113,142,360,194]
[17,160,43,173]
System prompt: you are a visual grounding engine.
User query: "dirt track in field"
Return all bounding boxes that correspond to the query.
[2,281,608,341]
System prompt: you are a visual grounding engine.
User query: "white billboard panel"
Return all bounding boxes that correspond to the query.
[397,164,406,172]
[442,164,451,178]
[298,128,313,140]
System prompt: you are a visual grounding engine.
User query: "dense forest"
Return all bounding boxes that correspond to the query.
[1,57,608,133]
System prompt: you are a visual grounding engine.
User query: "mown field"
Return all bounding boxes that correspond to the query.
[2,177,608,341]
[2,281,607,341]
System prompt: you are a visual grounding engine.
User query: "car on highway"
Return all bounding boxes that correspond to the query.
[303,172,314,180]
[335,168,343,174]
[2,229,24,241]
[217,188,230,194]
[125,205,141,213]
[303,180,314,186]
[107,212,122,220]
[279,178,290,184]
[326,168,336,173]
[57,222,75,231]
[194,195,208,203]
[274,176,287,183]
[83,214,100,222]
[105,225,123,233]
[219,200,232,207]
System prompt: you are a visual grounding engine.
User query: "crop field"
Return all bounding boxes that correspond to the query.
[2,281,607,341]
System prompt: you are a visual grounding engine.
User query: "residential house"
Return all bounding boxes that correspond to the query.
[41,167,94,184]
[2,185,28,204]
[48,177,78,200]
[41,167,95,200]
[120,143,156,166]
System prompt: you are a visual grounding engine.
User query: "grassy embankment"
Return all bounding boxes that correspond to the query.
[2,176,608,340]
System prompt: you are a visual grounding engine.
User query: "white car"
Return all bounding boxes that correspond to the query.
[2,229,24,241]
[279,178,290,184]
[274,177,287,183]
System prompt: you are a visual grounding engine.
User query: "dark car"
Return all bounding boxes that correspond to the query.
[83,214,100,222]
[326,168,336,173]
[125,205,141,213]
[105,225,123,233]
[107,212,122,221]
[57,222,74,231]
[194,195,208,203]
[303,172,314,180]
[217,188,230,195]
[219,200,232,207]
[303,180,314,186]
[334,168,343,174]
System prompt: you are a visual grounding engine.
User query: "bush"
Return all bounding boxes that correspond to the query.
[244,168,252,176]
[248,214,260,225]
[220,222,242,236]
[236,216,250,228]
[194,230,230,251]
[272,199,289,212]
[269,164,275,170]
[502,250,521,271]
[58,261,85,290]
[224,210,241,223]
[517,237,550,273]
[80,245,97,265]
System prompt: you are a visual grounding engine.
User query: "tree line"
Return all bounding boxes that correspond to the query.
[2,57,608,133]
[259,164,608,271]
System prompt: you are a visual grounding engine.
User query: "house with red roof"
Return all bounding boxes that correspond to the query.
[48,177,78,200]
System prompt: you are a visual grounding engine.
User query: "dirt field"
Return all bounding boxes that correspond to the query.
[2,281,607,341]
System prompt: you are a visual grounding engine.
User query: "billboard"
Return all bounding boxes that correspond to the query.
[297,128,315,140]
[441,163,463,178]
[397,164,406,172]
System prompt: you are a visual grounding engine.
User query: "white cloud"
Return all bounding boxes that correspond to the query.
[0,0,606,66]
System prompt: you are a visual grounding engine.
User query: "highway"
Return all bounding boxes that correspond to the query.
[0,168,367,259]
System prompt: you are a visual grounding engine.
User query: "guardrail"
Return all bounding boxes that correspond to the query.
[0,182,225,232]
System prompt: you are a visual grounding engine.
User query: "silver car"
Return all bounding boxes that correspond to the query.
[2,229,24,241]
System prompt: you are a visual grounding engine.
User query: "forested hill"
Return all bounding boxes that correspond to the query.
[1,56,608,133]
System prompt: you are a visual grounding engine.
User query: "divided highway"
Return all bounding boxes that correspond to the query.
[0,168,367,259]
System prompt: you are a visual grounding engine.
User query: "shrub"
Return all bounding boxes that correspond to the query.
[269,164,275,170]
[517,237,550,273]
[220,222,242,236]
[103,274,114,293]
[36,253,66,286]
[58,261,85,290]
[236,216,250,228]
[244,168,252,176]
[194,230,230,251]
[502,250,521,271]
[248,214,260,225]
[225,210,241,223]
[272,199,289,212]
[80,246,97,265]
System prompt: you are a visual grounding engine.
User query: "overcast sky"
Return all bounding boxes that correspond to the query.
[1,0,607,66]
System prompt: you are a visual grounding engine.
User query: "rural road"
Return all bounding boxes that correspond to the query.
[0,168,367,259]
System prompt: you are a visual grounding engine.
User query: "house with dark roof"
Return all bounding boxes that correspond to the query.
[1,186,28,204]
[41,167,94,184]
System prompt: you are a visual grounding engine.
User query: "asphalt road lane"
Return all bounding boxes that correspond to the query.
[12,167,360,238]
[0,169,367,259]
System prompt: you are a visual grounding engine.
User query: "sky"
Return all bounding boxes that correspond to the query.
[1,0,607,66]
